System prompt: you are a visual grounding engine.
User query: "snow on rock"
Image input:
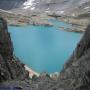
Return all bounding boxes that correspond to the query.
[84,7,90,9]
[24,65,39,78]
[60,11,64,14]
[31,7,35,10]
[23,0,35,10]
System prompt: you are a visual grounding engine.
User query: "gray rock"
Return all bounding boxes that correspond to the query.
[0,17,29,84]
[0,0,26,10]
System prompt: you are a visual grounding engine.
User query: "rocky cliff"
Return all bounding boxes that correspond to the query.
[0,0,26,10]
[0,17,31,89]
[59,24,90,90]
[1,0,90,16]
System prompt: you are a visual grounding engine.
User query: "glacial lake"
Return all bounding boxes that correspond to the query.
[8,19,82,73]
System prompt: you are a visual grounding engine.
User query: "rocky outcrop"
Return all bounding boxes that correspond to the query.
[0,17,29,82]
[58,24,90,90]
[0,17,13,59]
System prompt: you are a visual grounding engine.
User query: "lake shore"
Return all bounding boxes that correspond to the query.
[57,15,90,33]
[59,25,86,33]
[24,65,60,80]
[8,18,54,27]
[0,8,89,32]
[24,65,40,78]
[8,14,88,33]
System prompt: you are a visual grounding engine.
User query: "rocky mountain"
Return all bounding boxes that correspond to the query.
[0,0,90,16]
[0,0,26,10]
[20,0,90,15]
[28,0,90,14]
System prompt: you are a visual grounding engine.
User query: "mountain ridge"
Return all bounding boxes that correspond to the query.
[0,0,90,16]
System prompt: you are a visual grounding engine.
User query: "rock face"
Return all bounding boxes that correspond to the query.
[21,0,90,15]
[0,0,26,10]
[1,0,90,16]
[0,17,29,82]
[59,24,90,90]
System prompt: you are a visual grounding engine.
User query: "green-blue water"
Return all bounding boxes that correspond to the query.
[8,19,82,73]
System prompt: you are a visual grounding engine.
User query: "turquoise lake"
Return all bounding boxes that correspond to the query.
[8,19,82,73]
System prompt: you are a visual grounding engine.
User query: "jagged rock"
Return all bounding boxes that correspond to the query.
[0,80,31,90]
[0,17,29,83]
[31,72,57,90]
[0,17,13,59]
[58,24,90,90]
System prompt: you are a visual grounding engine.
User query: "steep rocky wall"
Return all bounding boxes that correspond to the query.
[0,17,29,82]
[58,24,90,90]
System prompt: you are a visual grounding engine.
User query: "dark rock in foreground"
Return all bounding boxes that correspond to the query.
[59,24,90,90]
[0,0,26,10]
[0,17,30,89]
[0,80,31,90]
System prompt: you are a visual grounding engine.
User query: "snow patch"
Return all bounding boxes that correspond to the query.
[84,7,90,9]
[23,6,30,9]
[31,7,35,10]
[60,11,64,14]
[23,0,35,10]
[72,13,76,17]
[24,0,35,6]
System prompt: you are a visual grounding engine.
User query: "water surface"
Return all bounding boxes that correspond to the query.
[8,20,82,73]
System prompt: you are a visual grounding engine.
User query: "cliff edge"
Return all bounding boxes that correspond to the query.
[0,17,31,89]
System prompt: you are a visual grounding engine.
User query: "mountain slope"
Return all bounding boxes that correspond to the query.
[0,0,90,16]
[0,0,26,10]
[21,0,90,15]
